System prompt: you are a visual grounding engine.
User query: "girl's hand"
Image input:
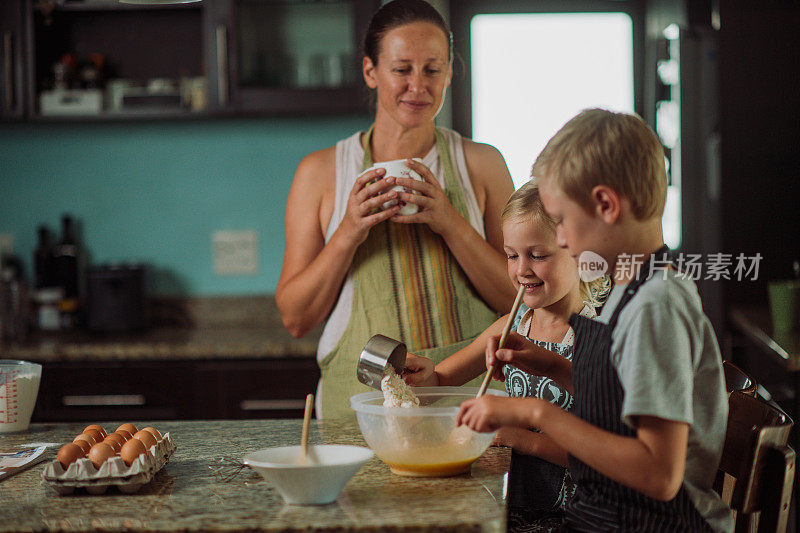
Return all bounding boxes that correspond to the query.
[390,159,462,236]
[486,332,561,381]
[402,353,438,387]
[338,168,401,247]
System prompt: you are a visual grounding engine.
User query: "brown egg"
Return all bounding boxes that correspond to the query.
[117,423,138,435]
[141,426,162,441]
[83,424,107,439]
[72,438,92,455]
[88,442,116,469]
[74,432,98,447]
[133,430,157,449]
[83,428,104,444]
[120,438,147,466]
[57,443,86,469]
[104,432,126,449]
[102,436,122,452]
[113,429,133,442]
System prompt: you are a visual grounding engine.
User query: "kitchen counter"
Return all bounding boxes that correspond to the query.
[0,419,509,532]
[1,296,321,362]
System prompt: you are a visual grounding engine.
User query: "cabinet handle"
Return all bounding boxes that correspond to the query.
[216,25,228,106]
[240,399,307,412]
[62,394,146,407]
[3,32,13,112]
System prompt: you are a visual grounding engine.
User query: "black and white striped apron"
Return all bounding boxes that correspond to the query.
[564,246,713,532]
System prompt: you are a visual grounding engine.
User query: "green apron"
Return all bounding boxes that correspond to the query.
[319,127,500,419]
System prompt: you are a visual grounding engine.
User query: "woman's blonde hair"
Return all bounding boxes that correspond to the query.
[532,108,667,221]
[501,180,611,308]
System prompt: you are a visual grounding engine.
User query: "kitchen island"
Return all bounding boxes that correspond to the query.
[0,419,510,532]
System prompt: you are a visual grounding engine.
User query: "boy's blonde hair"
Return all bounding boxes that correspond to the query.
[531,108,667,221]
[502,180,610,308]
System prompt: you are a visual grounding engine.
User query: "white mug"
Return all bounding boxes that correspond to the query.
[364,158,424,216]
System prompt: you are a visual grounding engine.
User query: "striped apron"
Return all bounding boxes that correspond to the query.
[318,128,499,419]
[564,246,713,532]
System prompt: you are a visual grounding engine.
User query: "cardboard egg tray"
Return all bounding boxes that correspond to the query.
[42,433,176,495]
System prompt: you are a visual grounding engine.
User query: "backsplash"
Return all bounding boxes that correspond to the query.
[0,115,370,296]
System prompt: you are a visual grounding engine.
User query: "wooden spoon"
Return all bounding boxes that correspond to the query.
[299,393,314,465]
[476,284,526,397]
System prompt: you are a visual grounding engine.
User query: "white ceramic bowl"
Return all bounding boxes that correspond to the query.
[350,387,506,477]
[243,444,373,505]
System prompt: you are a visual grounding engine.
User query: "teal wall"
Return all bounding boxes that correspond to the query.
[0,115,370,296]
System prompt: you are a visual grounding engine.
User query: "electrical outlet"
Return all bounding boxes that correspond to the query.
[0,233,14,257]
[212,230,258,276]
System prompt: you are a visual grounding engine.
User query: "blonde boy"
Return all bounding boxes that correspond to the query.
[457,109,733,531]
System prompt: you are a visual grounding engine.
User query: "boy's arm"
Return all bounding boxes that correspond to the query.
[486,332,574,394]
[458,397,689,502]
[495,427,569,467]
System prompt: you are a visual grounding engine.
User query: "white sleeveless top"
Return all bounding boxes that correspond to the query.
[316,127,487,365]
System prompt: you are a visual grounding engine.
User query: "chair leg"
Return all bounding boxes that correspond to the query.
[757,446,795,533]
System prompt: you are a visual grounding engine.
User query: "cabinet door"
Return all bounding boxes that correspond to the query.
[32,361,195,422]
[194,359,320,419]
[206,0,378,115]
[0,0,27,119]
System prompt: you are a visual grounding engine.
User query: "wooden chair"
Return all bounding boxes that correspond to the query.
[717,390,795,532]
[724,360,758,397]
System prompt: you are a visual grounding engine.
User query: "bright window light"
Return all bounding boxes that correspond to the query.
[471,13,635,188]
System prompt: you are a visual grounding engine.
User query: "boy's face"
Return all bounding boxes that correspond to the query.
[538,178,604,261]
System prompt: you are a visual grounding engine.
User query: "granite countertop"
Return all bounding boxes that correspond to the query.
[0,419,509,532]
[0,296,322,363]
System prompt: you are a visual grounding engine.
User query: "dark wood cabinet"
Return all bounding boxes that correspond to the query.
[3,0,378,121]
[31,357,320,422]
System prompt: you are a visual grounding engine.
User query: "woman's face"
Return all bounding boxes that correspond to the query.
[502,216,581,311]
[363,21,452,129]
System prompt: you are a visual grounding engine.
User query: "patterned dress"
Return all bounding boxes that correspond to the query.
[504,303,596,533]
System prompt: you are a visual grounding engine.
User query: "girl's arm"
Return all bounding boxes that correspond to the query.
[458,397,689,502]
[494,427,569,467]
[486,332,575,394]
[276,149,400,337]
[404,314,508,387]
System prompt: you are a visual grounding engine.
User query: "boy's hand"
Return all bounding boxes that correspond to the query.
[402,353,438,387]
[457,396,532,433]
[486,332,567,384]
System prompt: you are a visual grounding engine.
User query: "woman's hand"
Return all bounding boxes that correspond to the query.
[337,168,402,247]
[402,353,438,387]
[390,159,463,237]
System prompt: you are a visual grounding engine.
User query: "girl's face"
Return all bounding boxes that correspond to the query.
[502,216,581,311]
[363,22,452,129]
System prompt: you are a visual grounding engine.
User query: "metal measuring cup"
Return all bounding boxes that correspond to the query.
[356,334,407,390]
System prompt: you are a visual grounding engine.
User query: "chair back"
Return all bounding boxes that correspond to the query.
[723,360,757,396]
[718,391,795,532]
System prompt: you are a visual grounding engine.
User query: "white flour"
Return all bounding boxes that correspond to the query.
[0,374,41,433]
[381,367,419,408]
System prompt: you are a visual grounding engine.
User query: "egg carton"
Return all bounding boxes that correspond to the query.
[42,433,176,495]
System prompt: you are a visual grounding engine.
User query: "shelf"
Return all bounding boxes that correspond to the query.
[51,1,201,12]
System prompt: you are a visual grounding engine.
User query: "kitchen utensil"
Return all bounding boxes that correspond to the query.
[243,445,373,505]
[299,393,313,465]
[477,284,526,397]
[86,264,147,332]
[356,334,407,390]
[0,360,42,433]
[362,158,425,216]
[350,386,506,477]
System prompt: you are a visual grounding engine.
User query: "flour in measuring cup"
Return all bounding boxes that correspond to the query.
[0,374,41,432]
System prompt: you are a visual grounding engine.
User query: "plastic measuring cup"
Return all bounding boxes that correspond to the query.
[0,360,42,433]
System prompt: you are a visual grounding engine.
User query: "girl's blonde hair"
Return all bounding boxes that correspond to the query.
[501,180,611,308]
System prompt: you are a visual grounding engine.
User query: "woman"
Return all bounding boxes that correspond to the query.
[276,0,515,418]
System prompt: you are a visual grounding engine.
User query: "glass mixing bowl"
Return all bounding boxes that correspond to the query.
[350,387,506,477]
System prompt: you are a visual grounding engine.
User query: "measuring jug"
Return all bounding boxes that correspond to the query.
[0,360,41,433]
